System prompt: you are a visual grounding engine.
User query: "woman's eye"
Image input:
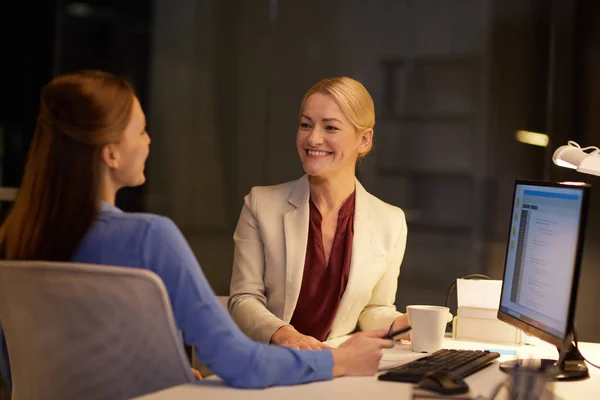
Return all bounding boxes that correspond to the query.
[300,122,311,129]
[325,125,339,132]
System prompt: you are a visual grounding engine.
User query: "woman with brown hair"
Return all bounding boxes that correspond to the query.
[0,70,392,392]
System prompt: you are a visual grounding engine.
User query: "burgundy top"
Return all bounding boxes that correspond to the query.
[290,192,355,341]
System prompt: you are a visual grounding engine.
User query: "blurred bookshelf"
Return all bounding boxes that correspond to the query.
[369,54,488,307]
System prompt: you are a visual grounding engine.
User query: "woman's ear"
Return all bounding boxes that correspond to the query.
[357,128,374,153]
[101,144,120,169]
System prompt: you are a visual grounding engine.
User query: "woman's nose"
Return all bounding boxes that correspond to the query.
[307,127,324,146]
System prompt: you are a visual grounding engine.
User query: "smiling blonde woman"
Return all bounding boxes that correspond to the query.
[229,77,409,350]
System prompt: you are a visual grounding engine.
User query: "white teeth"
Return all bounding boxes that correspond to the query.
[307,150,331,156]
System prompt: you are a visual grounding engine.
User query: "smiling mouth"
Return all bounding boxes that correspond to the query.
[306,149,333,157]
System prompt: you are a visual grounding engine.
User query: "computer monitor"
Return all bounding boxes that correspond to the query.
[497,179,591,381]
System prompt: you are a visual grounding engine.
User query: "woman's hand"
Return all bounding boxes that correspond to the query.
[330,329,394,376]
[270,325,330,350]
[191,368,202,380]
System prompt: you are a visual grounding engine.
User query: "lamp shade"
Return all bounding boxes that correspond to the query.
[552,144,589,169]
[552,141,600,177]
[578,153,600,176]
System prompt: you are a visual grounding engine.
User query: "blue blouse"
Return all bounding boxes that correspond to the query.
[0,203,333,390]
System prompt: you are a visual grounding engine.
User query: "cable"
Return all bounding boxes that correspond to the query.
[573,323,600,369]
[445,274,492,309]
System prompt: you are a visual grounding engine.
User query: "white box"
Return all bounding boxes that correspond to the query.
[452,313,525,345]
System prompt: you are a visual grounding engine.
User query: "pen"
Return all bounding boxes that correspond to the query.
[383,325,412,340]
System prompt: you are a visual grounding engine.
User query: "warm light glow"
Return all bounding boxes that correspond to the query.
[515,130,549,147]
[66,3,94,17]
[555,159,577,169]
[560,181,587,186]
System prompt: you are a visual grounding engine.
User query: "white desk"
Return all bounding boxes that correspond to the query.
[135,338,600,400]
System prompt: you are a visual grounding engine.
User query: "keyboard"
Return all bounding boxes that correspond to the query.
[378,349,501,383]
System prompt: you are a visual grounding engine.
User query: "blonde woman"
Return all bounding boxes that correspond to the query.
[229,77,409,350]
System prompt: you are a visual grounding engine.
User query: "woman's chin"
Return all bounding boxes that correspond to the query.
[303,167,324,178]
[302,162,326,177]
[130,174,146,187]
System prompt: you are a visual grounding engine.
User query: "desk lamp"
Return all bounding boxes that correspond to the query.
[552,141,600,176]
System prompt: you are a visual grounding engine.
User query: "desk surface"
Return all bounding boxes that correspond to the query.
[135,338,600,400]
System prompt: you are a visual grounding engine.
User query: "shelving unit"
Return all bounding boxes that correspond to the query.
[368,54,488,306]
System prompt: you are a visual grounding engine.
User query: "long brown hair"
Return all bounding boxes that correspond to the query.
[0,70,134,261]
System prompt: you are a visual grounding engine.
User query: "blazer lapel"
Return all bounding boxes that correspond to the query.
[282,175,311,322]
[330,179,377,332]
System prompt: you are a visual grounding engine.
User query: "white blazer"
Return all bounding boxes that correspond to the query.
[228,175,407,343]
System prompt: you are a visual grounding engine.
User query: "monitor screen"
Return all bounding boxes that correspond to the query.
[498,180,589,346]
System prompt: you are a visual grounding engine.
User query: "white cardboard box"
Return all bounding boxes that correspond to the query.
[452,312,525,344]
[452,279,525,344]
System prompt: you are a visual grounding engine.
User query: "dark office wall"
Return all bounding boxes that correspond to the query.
[11,1,152,215]
[485,0,549,245]
[2,2,57,396]
[541,0,600,342]
[0,1,58,221]
[573,0,600,342]
[57,1,152,212]
[14,2,59,188]
[481,0,600,342]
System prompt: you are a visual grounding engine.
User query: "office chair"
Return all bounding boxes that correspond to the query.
[0,261,195,400]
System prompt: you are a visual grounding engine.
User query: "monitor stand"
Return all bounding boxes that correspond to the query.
[499,341,589,381]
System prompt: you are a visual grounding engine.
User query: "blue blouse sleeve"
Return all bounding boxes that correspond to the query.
[141,217,333,388]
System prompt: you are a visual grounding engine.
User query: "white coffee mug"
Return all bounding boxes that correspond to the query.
[407,305,453,353]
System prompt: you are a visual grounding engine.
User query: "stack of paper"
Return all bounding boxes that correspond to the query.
[452,278,525,345]
[456,278,502,319]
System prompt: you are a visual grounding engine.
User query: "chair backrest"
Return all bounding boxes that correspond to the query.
[0,261,194,400]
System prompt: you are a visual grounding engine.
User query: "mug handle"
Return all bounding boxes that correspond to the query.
[446,312,454,323]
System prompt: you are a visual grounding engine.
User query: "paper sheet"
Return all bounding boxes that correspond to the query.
[456,278,503,310]
[380,342,426,362]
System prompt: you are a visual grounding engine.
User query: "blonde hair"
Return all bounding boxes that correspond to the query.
[299,77,375,159]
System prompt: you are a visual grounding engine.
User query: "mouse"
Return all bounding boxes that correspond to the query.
[417,370,469,395]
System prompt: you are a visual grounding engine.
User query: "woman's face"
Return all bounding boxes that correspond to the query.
[296,93,371,179]
[106,96,151,188]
